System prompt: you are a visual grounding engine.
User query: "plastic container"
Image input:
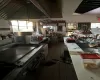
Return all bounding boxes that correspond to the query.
[81,54,100,69]
[83,59,98,68]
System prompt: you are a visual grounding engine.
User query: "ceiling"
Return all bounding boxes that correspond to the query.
[61,0,100,22]
[85,7,100,15]
[0,0,62,19]
[29,0,100,22]
[9,2,45,19]
[1,0,100,22]
[75,0,100,14]
[37,0,62,18]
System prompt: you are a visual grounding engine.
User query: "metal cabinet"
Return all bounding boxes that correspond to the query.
[16,51,45,80]
[42,44,48,59]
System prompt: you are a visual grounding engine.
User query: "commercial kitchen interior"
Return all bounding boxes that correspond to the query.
[1,0,100,80]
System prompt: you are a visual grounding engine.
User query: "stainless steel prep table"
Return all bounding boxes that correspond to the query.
[64,37,100,80]
[1,44,45,80]
[0,46,35,64]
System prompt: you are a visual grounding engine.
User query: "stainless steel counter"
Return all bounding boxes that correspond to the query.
[1,44,45,80]
[0,46,35,63]
[64,37,100,80]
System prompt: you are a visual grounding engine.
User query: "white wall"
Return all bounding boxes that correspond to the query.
[0,19,12,35]
[63,15,98,22]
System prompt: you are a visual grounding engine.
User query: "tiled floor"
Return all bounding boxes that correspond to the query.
[24,42,78,80]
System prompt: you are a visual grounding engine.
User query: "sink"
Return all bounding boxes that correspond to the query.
[76,43,89,48]
[82,48,94,53]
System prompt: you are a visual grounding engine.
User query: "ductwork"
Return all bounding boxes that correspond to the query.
[0,0,62,19]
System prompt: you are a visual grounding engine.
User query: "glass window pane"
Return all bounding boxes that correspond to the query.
[28,26,33,31]
[12,26,18,32]
[11,20,18,26]
[18,21,26,26]
[91,23,100,28]
[96,23,100,28]
[11,20,33,32]
[21,26,33,32]
[19,26,27,31]
[27,22,33,27]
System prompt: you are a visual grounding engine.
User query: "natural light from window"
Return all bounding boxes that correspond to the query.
[91,23,100,28]
[11,20,33,32]
[43,26,54,29]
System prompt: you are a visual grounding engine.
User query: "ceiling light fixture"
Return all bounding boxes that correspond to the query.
[73,13,81,15]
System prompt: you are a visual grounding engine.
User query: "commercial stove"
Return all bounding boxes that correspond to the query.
[0,44,44,80]
[0,46,35,64]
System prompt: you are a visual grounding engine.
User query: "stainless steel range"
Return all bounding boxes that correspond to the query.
[0,44,45,80]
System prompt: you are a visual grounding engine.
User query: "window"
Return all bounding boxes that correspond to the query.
[91,23,100,28]
[43,26,54,29]
[11,20,18,26]
[18,21,26,26]
[11,20,33,32]
[12,25,19,31]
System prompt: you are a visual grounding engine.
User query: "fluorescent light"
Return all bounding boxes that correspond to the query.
[73,13,81,15]
[43,26,47,28]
